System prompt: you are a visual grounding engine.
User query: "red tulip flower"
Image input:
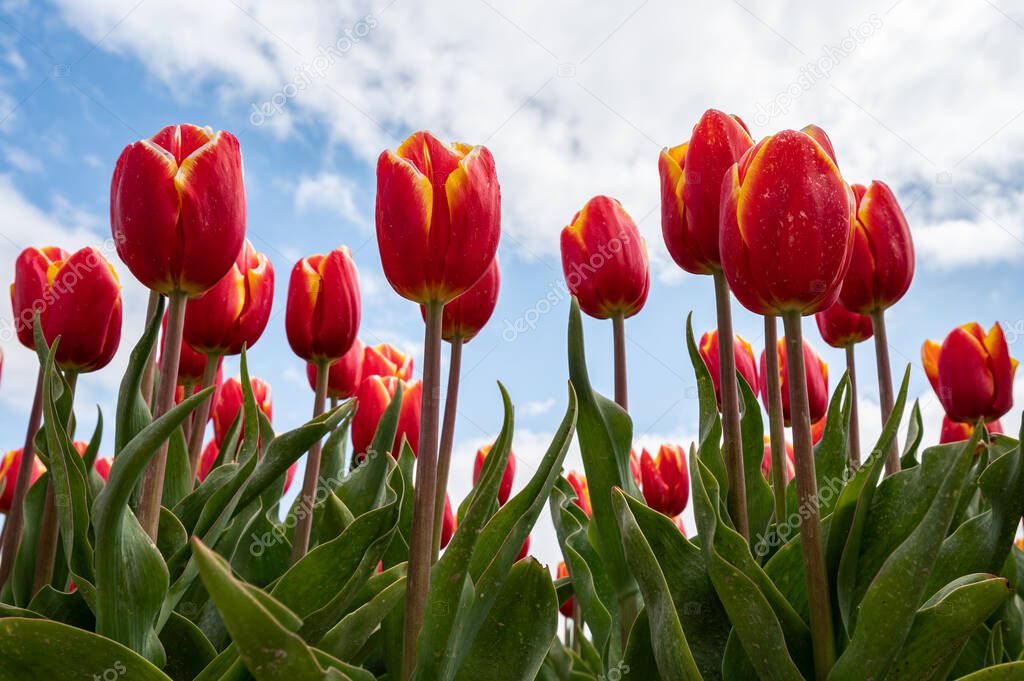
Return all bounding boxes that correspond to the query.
[815,300,873,348]
[473,444,516,505]
[285,247,361,363]
[939,415,1003,444]
[838,181,914,314]
[10,246,69,349]
[362,343,413,381]
[659,109,753,275]
[93,457,112,482]
[307,337,364,400]
[440,494,456,549]
[761,436,795,481]
[110,124,246,296]
[639,445,689,518]
[161,311,222,386]
[376,131,501,304]
[175,363,223,406]
[183,239,275,356]
[760,338,829,426]
[557,561,574,617]
[720,126,855,316]
[212,376,273,445]
[517,535,530,562]
[567,471,591,517]
[698,330,759,406]
[560,196,650,320]
[922,323,1018,423]
[0,449,45,512]
[351,375,423,458]
[423,257,500,342]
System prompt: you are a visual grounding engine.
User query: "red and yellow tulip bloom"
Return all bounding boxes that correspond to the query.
[560,196,649,320]
[174,362,222,406]
[307,337,364,400]
[440,494,456,549]
[424,257,501,343]
[285,247,361,363]
[659,109,753,275]
[720,126,855,316]
[473,443,516,506]
[638,444,689,518]
[211,376,273,445]
[110,124,246,296]
[761,436,795,481]
[10,246,69,349]
[362,343,413,381]
[922,323,1018,423]
[699,330,759,406]
[557,561,574,617]
[760,338,829,426]
[939,415,1002,445]
[815,299,873,348]
[351,375,423,458]
[0,449,45,512]
[376,131,501,304]
[567,471,591,518]
[162,311,221,386]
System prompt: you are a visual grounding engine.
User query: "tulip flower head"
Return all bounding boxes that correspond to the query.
[307,337,365,400]
[560,196,650,320]
[815,300,873,348]
[720,126,855,316]
[473,444,516,505]
[175,362,223,406]
[557,561,574,617]
[759,337,829,426]
[698,330,759,407]
[0,448,45,512]
[423,257,501,342]
[212,376,273,445]
[93,457,113,482]
[567,471,591,518]
[10,246,69,349]
[351,375,423,458]
[376,131,501,304]
[285,247,361,363]
[517,535,531,562]
[761,436,795,481]
[922,322,1018,423]
[440,494,456,549]
[659,109,753,275]
[639,445,689,518]
[111,124,246,296]
[362,343,413,381]
[939,415,1002,445]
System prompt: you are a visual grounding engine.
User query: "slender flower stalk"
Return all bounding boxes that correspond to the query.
[140,290,161,407]
[845,345,861,468]
[290,360,329,563]
[186,355,222,482]
[612,314,628,410]
[762,315,788,531]
[782,312,836,678]
[431,337,463,560]
[871,310,898,475]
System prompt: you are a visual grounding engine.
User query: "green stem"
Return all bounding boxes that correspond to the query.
[186,355,221,485]
[612,313,628,410]
[290,360,330,564]
[763,314,788,536]
[845,344,861,470]
[139,289,161,409]
[713,271,748,541]
[870,309,899,475]
[431,337,463,562]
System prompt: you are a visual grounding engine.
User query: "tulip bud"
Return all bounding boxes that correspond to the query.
[720,126,855,315]
[351,375,423,458]
[639,445,689,518]
[422,258,500,342]
[376,131,501,304]
[557,561,574,617]
[659,109,753,274]
[815,300,873,348]
[110,124,246,296]
[760,337,829,426]
[473,444,516,505]
[285,248,361,363]
[698,330,759,407]
[440,494,456,549]
[362,343,413,381]
[94,457,112,482]
[922,323,1018,423]
[517,535,530,562]
[839,181,914,314]
[10,246,69,349]
[939,415,1002,444]
[183,239,274,355]
[567,471,591,517]
[212,376,272,445]
[38,247,123,373]
[0,449,45,512]
[560,196,649,320]
[307,338,364,400]
[761,436,795,481]
[629,449,641,486]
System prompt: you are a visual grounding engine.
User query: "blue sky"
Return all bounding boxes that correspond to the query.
[0,0,1022,565]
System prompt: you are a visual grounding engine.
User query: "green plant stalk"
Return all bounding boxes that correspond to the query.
[713,271,748,541]
[431,337,463,562]
[763,314,788,534]
[290,359,330,564]
[32,369,77,595]
[402,300,444,681]
[186,354,222,483]
[870,309,899,475]
[612,313,628,410]
[845,344,861,469]
[781,311,835,678]
[572,601,582,653]
[137,291,187,539]
[139,289,161,409]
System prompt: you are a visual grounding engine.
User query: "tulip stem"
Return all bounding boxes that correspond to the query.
[140,290,161,408]
[611,313,628,410]
[186,355,222,485]
[33,369,77,596]
[0,365,45,591]
[763,314,788,537]
[870,309,900,475]
[781,311,836,678]
[137,291,187,540]
[431,337,463,562]
[290,360,329,564]
[713,271,748,541]
[845,344,861,470]
[403,301,444,681]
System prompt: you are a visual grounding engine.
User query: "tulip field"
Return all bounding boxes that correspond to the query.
[0,114,1021,681]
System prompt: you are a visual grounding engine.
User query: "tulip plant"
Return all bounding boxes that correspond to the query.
[0,117,1022,681]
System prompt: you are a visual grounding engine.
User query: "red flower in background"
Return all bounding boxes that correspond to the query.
[473,444,516,505]
[760,338,829,426]
[212,377,273,445]
[698,329,759,406]
[307,338,365,400]
[939,415,1002,444]
[639,445,689,518]
[423,257,501,342]
[0,449,45,512]
[351,376,423,458]
[362,343,413,381]
[815,300,873,348]
[10,246,69,349]
[285,248,361,363]
[923,323,1017,423]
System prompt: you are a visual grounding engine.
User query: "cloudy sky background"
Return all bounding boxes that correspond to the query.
[0,0,1022,566]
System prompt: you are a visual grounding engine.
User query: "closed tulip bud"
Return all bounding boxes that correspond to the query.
[307,338,364,400]
[922,323,1018,423]
[93,457,112,482]
[639,445,689,517]
[560,196,649,319]
[0,448,45,512]
[517,535,530,562]
[659,109,753,274]
[38,247,123,373]
[351,375,423,458]
[939,415,1002,444]
[10,246,69,349]
[183,239,274,355]
[815,300,873,348]
[473,444,516,505]
[839,181,914,314]
[440,494,456,549]
[212,376,272,445]
[761,436,795,481]
[362,343,413,381]
[721,126,855,315]
[567,471,591,517]
[285,247,361,363]
[422,257,500,342]
[376,131,500,304]
[557,561,574,617]
[111,124,246,296]
[760,337,829,426]
[698,330,759,407]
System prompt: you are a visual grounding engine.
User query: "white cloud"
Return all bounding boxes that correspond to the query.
[294,172,366,228]
[3,145,43,173]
